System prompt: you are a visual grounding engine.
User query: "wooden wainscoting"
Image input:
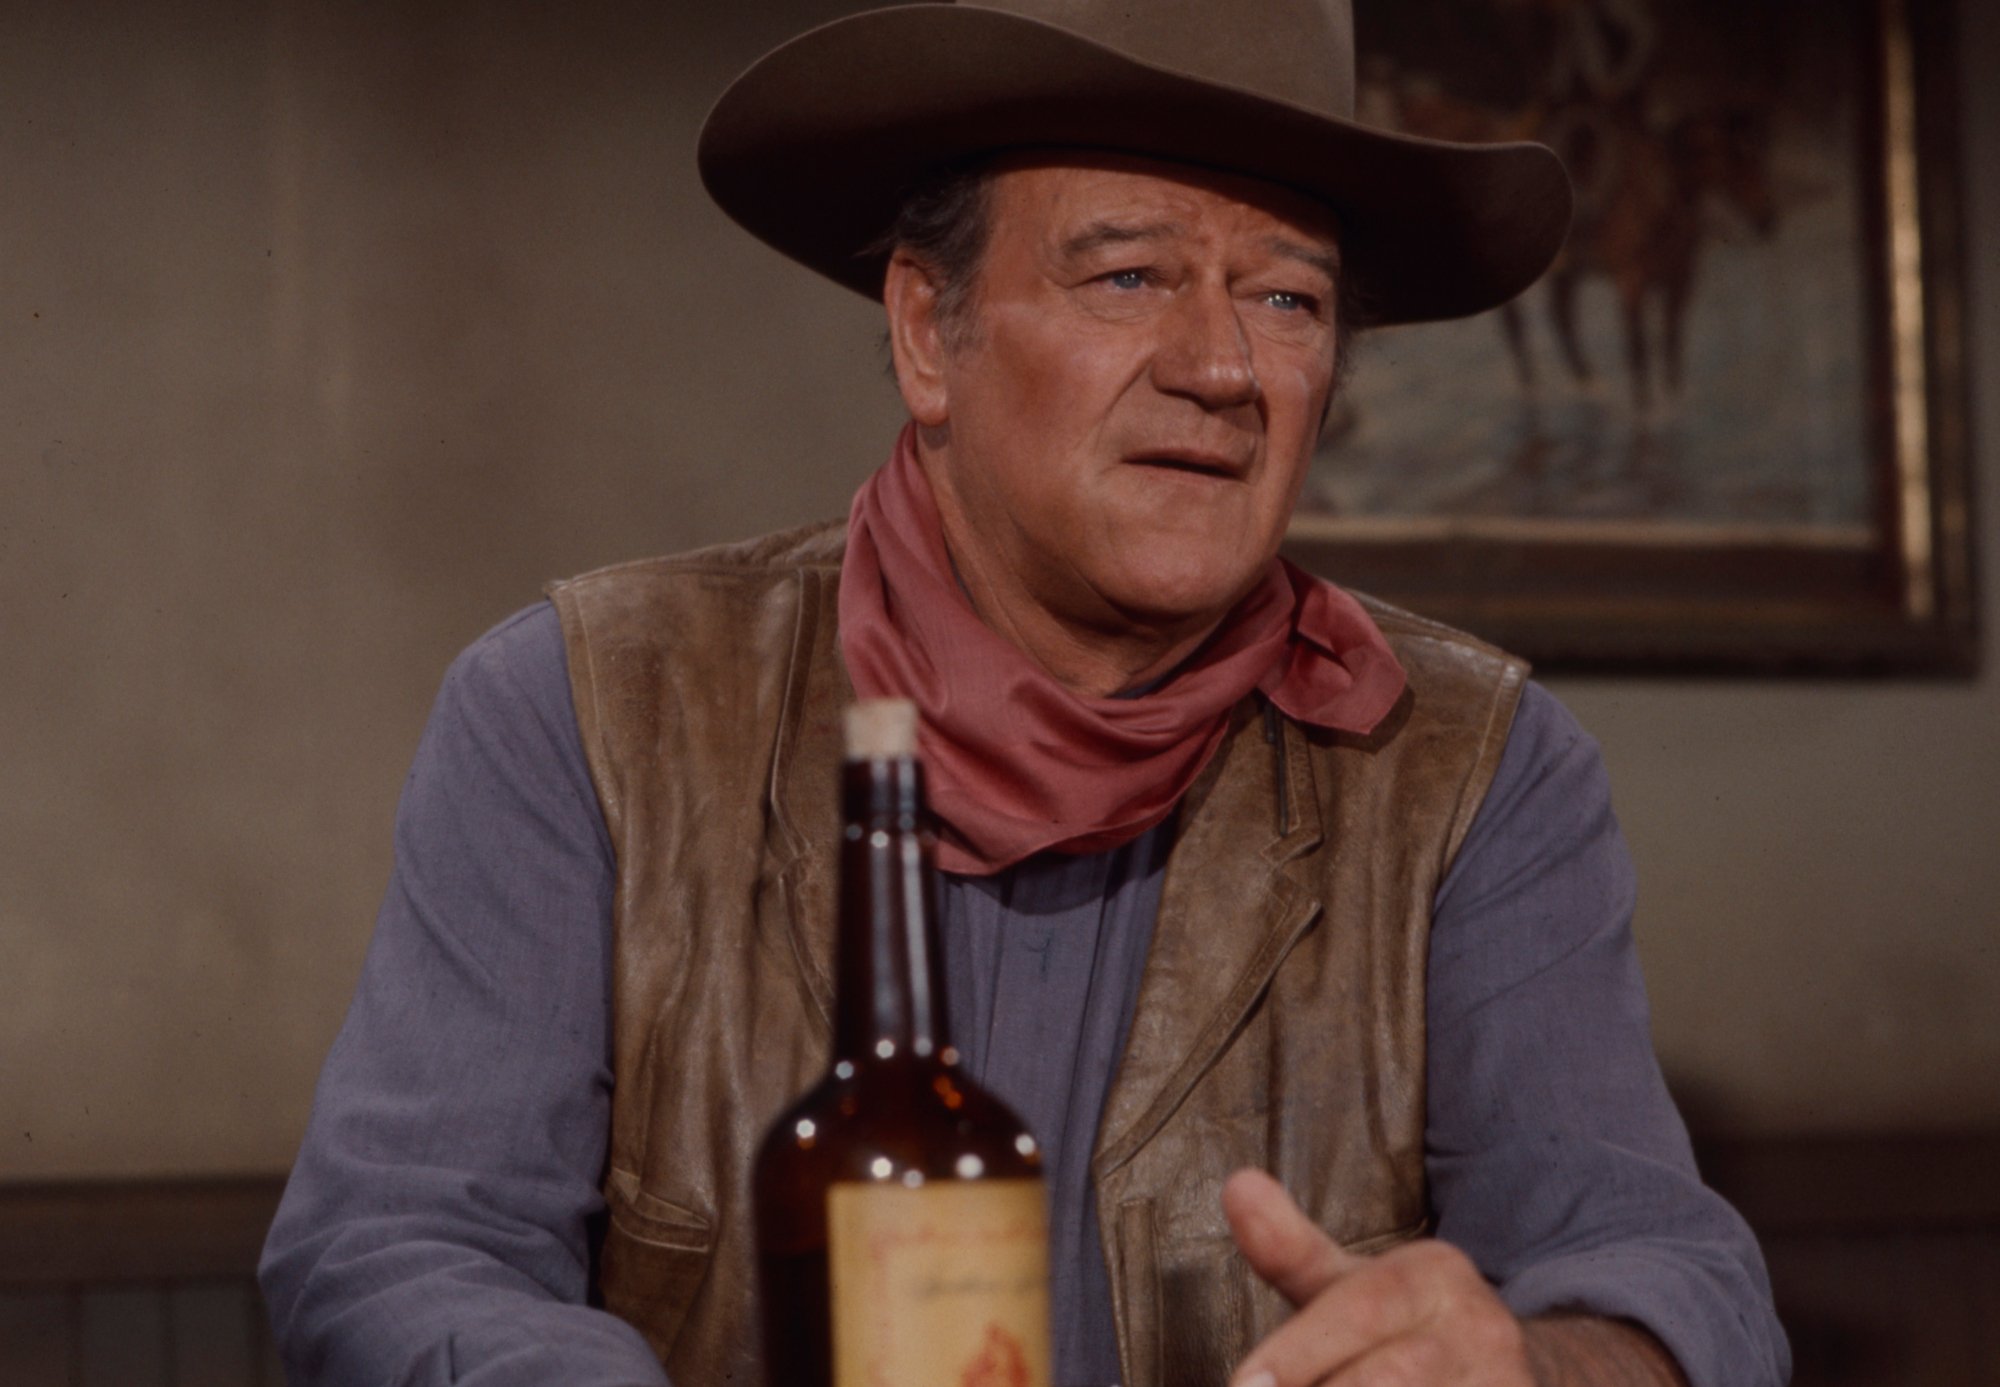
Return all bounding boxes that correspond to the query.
[0,1177,285,1387]
[1697,1132,2000,1385]
[3,1135,1998,1385]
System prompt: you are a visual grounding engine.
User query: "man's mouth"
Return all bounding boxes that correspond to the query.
[1124,450,1246,481]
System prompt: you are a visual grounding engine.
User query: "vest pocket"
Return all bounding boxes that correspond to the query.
[597,1166,715,1363]
[1158,1231,1253,1387]
[1115,1206,1432,1387]
[1115,1200,1255,1387]
[1345,1214,1431,1257]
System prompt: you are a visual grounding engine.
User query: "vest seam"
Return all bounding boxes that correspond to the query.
[765,566,822,865]
[557,520,846,590]
[546,582,624,844]
[1439,659,1529,873]
[769,563,839,1029]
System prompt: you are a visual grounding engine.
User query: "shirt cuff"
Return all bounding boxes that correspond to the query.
[1500,1242,1789,1387]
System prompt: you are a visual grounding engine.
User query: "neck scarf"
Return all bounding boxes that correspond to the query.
[839,427,1408,876]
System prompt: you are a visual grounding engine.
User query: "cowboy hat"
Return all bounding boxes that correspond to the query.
[697,0,1571,327]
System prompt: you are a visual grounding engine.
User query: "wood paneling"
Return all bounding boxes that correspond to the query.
[1696,1130,2000,1232]
[0,1179,282,1290]
[1767,1231,2000,1384]
[0,1294,71,1387]
[6,1138,2000,1384]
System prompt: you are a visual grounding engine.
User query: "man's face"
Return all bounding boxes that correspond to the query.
[908,155,1342,646]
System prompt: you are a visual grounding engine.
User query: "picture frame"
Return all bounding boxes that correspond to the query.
[1286,0,1978,674]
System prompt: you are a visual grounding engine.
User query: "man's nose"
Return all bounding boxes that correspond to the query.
[1151,284,1261,411]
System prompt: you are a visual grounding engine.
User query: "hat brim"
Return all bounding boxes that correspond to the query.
[698,4,1572,326]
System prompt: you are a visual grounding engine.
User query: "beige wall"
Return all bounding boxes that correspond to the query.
[1,0,1993,1180]
[1548,0,2000,1137]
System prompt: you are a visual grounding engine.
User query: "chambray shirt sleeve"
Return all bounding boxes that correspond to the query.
[1425,683,1790,1387]
[259,602,669,1387]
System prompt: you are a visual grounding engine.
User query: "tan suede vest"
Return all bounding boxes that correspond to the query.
[548,519,1526,1387]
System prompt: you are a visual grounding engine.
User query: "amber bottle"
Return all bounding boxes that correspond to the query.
[754,699,1050,1387]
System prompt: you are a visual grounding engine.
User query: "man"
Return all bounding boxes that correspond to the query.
[261,3,1789,1385]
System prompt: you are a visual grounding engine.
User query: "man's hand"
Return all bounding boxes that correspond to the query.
[1222,1169,1688,1387]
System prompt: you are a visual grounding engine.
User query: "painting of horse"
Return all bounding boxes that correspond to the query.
[1505,104,1781,413]
[1286,0,1975,674]
[1303,0,1872,532]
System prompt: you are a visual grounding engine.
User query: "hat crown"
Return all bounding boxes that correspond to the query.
[965,0,1356,119]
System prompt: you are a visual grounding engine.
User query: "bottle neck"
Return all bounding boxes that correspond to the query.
[834,757,952,1064]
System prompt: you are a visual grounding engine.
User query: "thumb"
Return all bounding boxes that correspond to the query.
[1222,1167,1364,1307]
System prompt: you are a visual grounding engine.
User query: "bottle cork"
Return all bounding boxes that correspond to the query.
[843,698,918,760]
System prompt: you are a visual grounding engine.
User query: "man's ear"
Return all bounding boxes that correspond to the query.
[883,250,952,427]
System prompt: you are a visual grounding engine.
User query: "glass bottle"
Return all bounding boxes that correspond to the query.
[754,698,1050,1387]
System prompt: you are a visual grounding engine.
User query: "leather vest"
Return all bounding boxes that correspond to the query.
[548,519,1526,1387]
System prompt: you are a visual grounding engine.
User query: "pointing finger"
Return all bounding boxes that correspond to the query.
[1222,1167,1364,1307]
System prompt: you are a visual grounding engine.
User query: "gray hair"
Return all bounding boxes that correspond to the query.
[874,159,997,352]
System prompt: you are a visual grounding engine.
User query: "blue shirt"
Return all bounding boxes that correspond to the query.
[260,601,1788,1387]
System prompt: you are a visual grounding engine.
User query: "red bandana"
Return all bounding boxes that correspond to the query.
[839,427,1408,876]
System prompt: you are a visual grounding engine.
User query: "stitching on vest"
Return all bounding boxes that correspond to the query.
[768,564,839,1026]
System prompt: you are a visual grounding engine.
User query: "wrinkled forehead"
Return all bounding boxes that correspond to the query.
[983,150,1345,262]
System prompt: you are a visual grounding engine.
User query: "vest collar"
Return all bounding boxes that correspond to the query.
[1093,707,1325,1179]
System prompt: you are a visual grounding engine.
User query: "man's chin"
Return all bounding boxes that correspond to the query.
[1097,567,1272,633]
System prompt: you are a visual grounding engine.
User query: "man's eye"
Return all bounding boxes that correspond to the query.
[1103,269,1148,290]
[1264,290,1315,313]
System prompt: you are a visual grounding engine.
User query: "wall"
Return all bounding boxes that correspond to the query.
[1,0,1993,1181]
[1550,0,2000,1137]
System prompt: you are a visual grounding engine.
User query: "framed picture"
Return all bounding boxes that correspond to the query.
[1286,0,1978,673]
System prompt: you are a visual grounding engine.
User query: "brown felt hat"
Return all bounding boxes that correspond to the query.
[697,0,1572,326]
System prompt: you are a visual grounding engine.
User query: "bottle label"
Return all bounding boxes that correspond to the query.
[827,1178,1052,1387]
